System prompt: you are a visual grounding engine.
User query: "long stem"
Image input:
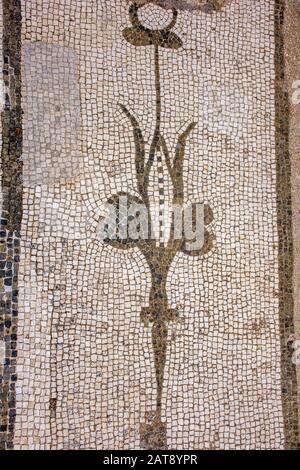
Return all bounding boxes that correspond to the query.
[152,46,163,415]
[147,46,167,425]
[145,46,161,188]
[152,319,168,415]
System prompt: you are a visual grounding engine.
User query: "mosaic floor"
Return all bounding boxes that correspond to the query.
[0,0,299,450]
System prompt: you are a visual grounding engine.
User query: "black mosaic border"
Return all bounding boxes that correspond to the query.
[0,0,298,450]
[275,0,300,450]
[0,0,22,450]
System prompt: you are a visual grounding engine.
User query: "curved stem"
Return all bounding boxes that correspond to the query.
[118,103,146,197]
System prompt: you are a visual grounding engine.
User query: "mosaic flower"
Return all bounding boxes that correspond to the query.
[122,3,182,49]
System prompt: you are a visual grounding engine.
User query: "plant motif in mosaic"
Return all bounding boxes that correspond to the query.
[101,2,215,449]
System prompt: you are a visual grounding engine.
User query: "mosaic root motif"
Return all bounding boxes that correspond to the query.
[1,0,300,450]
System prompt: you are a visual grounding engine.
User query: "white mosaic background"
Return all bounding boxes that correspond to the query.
[14,0,284,449]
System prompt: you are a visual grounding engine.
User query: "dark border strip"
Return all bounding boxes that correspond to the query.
[275,0,300,450]
[0,0,22,450]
